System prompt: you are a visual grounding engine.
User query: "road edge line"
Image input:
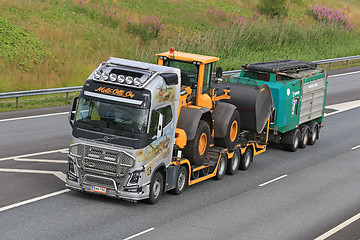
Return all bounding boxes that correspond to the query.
[123,228,155,240]
[314,213,360,240]
[0,189,70,212]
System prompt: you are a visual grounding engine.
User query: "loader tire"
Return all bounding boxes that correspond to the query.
[215,110,240,149]
[183,120,210,166]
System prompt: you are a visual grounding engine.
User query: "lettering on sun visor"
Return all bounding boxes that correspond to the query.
[94,86,135,98]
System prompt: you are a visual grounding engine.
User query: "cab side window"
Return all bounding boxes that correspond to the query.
[149,105,172,137]
[158,105,172,126]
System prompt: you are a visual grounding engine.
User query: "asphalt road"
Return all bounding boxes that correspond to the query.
[0,67,360,240]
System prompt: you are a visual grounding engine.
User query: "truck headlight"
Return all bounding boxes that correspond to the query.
[128,171,141,186]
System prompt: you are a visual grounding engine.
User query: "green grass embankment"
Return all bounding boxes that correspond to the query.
[0,0,359,111]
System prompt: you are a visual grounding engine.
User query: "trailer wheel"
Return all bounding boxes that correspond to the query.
[170,165,188,195]
[183,120,210,166]
[215,111,240,149]
[307,122,319,145]
[214,154,227,180]
[146,171,164,205]
[299,125,310,149]
[226,149,240,175]
[239,147,253,171]
[283,129,301,152]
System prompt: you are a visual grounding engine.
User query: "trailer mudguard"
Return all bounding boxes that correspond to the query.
[213,102,237,138]
[177,107,210,141]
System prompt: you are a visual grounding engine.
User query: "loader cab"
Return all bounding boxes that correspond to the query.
[157,48,219,110]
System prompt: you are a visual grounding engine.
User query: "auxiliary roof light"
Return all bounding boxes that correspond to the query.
[117,75,125,83]
[101,72,109,81]
[94,71,101,80]
[125,76,133,85]
[109,73,117,82]
[133,77,141,86]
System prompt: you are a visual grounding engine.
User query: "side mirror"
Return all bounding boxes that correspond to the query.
[69,97,79,128]
[157,112,164,138]
[216,67,223,78]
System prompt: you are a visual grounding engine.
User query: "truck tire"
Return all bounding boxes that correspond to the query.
[170,165,188,195]
[214,154,227,180]
[215,110,240,149]
[226,149,240,175]
[183,120,210,166]
[283,129,301,152]
[239,147,253,171]
[307,122,319,145]
[146,171,164,205]
[299,125,310,149]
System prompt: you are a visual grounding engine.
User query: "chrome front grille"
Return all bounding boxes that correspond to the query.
[83,174,117,190]
[69,144,135,177]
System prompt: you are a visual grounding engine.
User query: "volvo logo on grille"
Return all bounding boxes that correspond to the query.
[103,136,109,142]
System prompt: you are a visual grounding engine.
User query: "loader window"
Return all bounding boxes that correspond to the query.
[202,63,212,93]
[163,59,199,87]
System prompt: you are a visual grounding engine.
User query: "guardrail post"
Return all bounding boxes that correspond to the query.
[329,62,331,69]
[16,97,19,108]
[66,92,69,101]
[346,60,348,67]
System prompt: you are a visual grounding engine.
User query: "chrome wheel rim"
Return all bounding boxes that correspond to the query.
[303,131,309,145]
[245,151,251,167]
[153,179,161,198]
[232,153,240,171]
[219,157,225,175]
[177,171,186,191]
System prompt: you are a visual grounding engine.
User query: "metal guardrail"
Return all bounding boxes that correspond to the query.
[0,86,82,108]
[313,55,360,69]
[1,55,360,108]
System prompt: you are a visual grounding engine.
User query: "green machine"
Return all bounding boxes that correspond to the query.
[227,59,328,152]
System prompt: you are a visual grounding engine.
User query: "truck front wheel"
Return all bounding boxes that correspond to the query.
[147,171,164,204]
[183,120,210,166]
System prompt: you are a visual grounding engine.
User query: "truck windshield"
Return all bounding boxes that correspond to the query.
[75,97,149,134]
[163,59,198,87]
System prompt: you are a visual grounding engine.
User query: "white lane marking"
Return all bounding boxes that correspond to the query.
[0,148,67,162]
[13,158,67,164]
[351,145,360,150]
[0,168,66,182]
[123,228,155,240]
[0,112,68,123]
[328,70,360,78]
[324,99,360,117]
[0,189,70,212]
[259,175,287,187]
[314,213,360,240]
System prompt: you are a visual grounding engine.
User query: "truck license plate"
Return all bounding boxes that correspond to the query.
[90,185,107,194]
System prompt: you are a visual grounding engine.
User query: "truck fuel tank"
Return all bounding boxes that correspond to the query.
[214,82,273,133]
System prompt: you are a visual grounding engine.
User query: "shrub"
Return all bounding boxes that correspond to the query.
[257,0,289,18]
[309,4,355,30]
[127,16,163,42]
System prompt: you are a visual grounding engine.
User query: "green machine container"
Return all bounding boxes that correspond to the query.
[227,59,328,151]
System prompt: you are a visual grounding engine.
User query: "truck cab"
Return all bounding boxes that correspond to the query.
[67,57,181,202]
